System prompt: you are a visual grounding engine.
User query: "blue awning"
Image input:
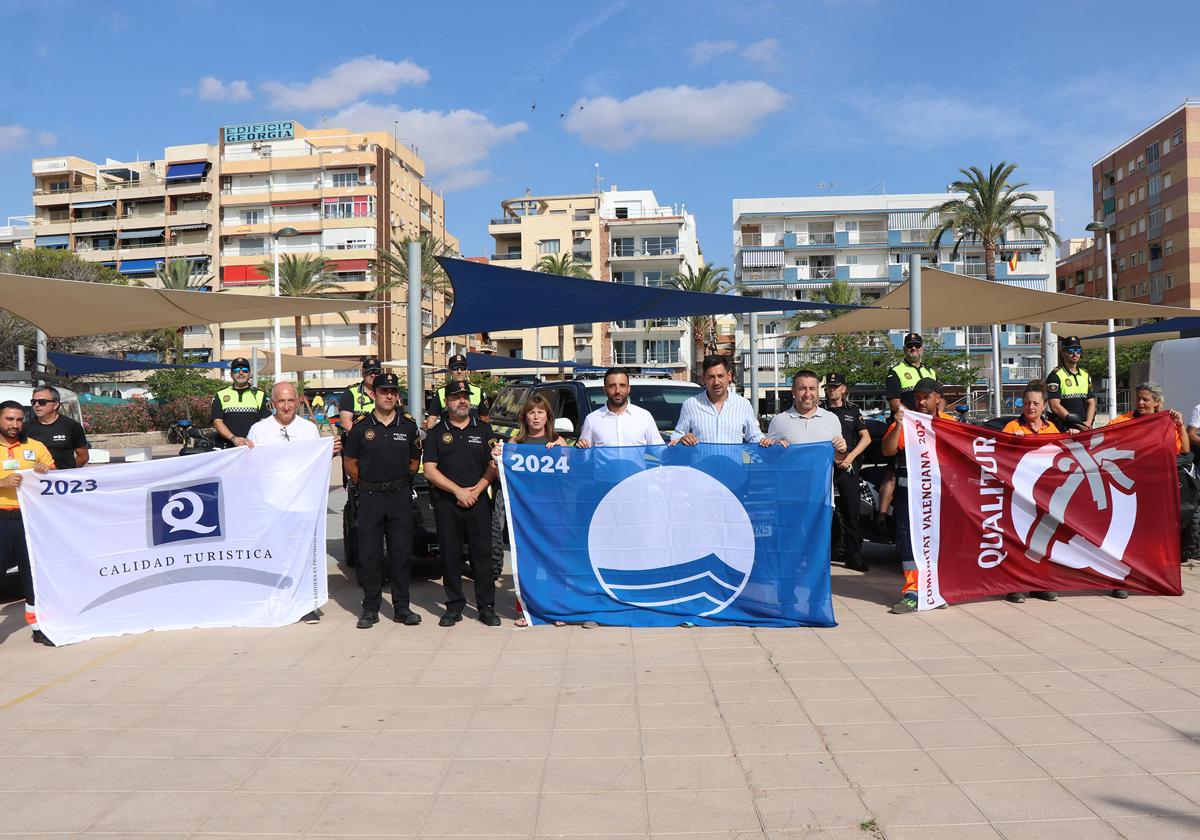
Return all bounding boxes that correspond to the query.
[73,199,116,209]
[34,235,69,247]
[1093,317,1200,339]
[428,257,863,339]
[119,258,162,274]
[118,228,164,240]
[165,162,208,180]
[49,351,226,376]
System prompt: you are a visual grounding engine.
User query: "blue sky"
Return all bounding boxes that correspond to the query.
[1,0,1198,260]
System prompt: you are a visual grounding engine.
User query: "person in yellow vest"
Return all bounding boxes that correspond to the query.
[339,357,382,431]
[1045,336,1096,429]
[211,357,271,448]
[425,353,486,430]
[0,401,55,645]
[885,332,937,414]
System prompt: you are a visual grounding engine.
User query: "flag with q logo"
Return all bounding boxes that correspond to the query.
[501,443,836,627]
[19,440,331,645]
[900,411,1183,609]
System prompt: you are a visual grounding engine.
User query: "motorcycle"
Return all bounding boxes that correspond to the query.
[172,419,218,456]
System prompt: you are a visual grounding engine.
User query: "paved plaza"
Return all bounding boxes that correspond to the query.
[0,491,1198,839]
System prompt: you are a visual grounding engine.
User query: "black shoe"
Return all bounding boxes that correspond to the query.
[478,606,501,627]
[1112,589,1129,599]
[300,610,321,624]
[1006,592,1027,603]
[356,610,379,629]
[439,611,463,627]
[393,609,422,626]
[845,557,869,572]
[1032,591,1058,602]
[31,629,54,647]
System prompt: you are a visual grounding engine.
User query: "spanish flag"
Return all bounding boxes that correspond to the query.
[1006,252,1018,272]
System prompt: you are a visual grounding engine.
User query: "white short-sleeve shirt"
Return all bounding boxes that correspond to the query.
[1189,404,1200,430]
[247,415,321,446]
[578,402,665,447]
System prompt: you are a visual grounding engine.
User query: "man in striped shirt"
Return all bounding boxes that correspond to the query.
[671,355,779,447]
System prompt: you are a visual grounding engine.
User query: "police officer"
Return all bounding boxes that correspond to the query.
[423,379,501,627]
[211,357,271,447]
[824,372,871,572]
[339,357,382,431]
[885,333,937,414]
[1045,335,1096,429]
[425,353,486,429]
[342,372,422,629]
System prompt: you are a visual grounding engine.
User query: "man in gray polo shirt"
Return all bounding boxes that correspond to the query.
[767,369,848,457]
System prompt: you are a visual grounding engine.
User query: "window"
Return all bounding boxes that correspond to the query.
[1164,172,1172,188]
[1148,176,1162,198]
[641,236,677,256]
[1146,143,1160,165]
[421,309,433,327]
[611,237,635,257]
[1128,191,1136,206]
[1086,268,1095,283]
[48,179,69,192]
[1167,273,1174,289]
[1118,228,1126,242]
[843,220,859,231]
[643,270,666,287]
[612,271,634,284]
[1127,161,1136,176]
[643,339,680,364]
[331,171,357,188]
[614,206,629,219]
[242,210,262,225]
[1137,185,1145,202]
[613,340,637,364]
[1117,196,1125,211]
[540,345,560,361]
[1165,239,1174,256]
[1165,205,1173,222]
[1136,154,1145,170]
[324,195,373,219]
[1149,208,1164,230]
[537,239,560,254]
[1116,167,1124,182]
[1163,138,1171,155]
[1138,218,1146,234]
[843,255,859,265]
[1174,128,1184,146]
[1118,257,1126,271]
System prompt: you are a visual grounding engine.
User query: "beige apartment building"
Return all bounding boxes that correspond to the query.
[27,120,459,388]
[486,187,702,378]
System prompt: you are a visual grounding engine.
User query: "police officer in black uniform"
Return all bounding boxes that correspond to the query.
[824,372,872,571]
[422,379,501,627]
[338,357,382,431]
[211,357,271,447]
[342,372,423,629]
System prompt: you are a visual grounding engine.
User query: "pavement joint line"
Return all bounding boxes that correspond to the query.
[0,636,144,710]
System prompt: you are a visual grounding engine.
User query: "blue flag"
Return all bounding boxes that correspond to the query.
[500,442,836,628]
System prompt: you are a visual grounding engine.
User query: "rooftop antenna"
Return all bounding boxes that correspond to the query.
[594,162,602,193]
[818,181,835,195]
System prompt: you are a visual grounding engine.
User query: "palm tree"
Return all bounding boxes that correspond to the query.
[256,254,348,383]
[534,253,593,365]
[142,258,212,363]
[670,263,730,379]
[923,162,1060,413]
[376,232,455,295]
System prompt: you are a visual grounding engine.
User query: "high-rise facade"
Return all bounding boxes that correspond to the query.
[26,120,459,387]
[732,192,1056,409]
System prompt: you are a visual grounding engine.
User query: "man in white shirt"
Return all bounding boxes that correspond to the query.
[671,355,777,447]
[1188,403,1200,452]
[576,368,665,448]
[247,381,340,624]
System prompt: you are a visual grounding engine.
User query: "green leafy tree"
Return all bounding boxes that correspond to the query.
[670,263,730,379]
[1080,341,1154,390]
[256,254,348,383]
[377,232,455,295]
[534,253,593,364]
[784,338,978,398]
[145,367,223,403]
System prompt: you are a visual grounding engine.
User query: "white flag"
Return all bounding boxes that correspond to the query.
[19,439,331,645]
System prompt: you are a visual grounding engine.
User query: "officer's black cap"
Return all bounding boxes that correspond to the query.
[903,332,924,348]
[825,372,847,387]
[445,379,471,398]
[373,372,400,390]
[229,357,251,370]
[361,356,382,373]
[914,377,943,395]
[448,353,469,370]
[1061,336,1083,351]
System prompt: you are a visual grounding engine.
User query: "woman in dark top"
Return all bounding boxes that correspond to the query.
[493,394,568,626]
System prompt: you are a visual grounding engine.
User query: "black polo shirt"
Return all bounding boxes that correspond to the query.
[824,401,866,444]
[423,416,498,501]
[26,414,88,470]
[343,411,421,484]
[210,386,271,438]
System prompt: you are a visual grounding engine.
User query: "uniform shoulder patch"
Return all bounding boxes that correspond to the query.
[403,412,413,420]
[1046,381,1059,393]
[222,394,230,402]
[441,432,454,444]
[364,429,376,441]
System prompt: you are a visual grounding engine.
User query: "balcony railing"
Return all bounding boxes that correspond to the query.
[491,252,521,261]
[1011,366,1042,381]
[34,177,215,196]
[853,231,888,243]
[610,246,679,258]
[792,232,836,246]
[489,217,520,225]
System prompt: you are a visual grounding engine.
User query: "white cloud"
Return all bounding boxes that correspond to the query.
[330,101,527,191]
[689,40,737,65]
[0,124,56,153]
[564,81,789,151]
[741,38,782,70]
[262,56,429,110]
[196,76,253,103]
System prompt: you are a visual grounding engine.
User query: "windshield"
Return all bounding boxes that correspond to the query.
[585,383,702,434]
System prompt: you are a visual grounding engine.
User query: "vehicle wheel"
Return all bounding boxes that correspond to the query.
[491,487,507,581]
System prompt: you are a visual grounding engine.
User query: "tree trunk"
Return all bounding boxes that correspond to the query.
[174,329,184,365]
[294,316,304,387]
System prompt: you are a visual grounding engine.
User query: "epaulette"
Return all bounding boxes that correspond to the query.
[403,412,414,420]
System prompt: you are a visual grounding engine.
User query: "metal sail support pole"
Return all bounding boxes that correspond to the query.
[991,323,1003,416]
[36,329,48,385]
[908,255,921,336]
[407,240,424,424]
[748,313,760,417]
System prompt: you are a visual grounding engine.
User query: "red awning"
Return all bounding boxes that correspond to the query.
[222,265,268,286]
[326,259,370,272]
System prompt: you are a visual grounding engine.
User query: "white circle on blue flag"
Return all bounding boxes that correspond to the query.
[587,466,756,616]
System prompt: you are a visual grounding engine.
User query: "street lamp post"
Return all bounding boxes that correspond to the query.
[270,226,300,383]
[1086,221,1118,416]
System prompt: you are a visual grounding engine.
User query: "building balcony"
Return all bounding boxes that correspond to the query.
[609,248,684,261]
[784,266,837,282]
[1149,257,1163,272]
[490,252,522,262]
[488,217,521,227]
[219,148,376,172]
[782,232,836,248]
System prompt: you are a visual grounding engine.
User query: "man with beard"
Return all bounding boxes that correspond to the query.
[0,401,54,644]
[575,368,664,448]
[670,355,776,447]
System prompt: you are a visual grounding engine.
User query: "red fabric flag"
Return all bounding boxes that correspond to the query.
[900,411,1183,609]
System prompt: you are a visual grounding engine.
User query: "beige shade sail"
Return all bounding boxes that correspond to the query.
[1052,322,1177,347]
[788,268,1196,337]
[0,272,370,338]
[274,353,361,374]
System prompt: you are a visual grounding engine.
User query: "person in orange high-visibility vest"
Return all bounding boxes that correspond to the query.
[0,401,54,645]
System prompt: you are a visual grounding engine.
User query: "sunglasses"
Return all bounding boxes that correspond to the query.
[231,367,251,373]
[1065,347,1083,354]
[450,366,468,372]
[31,399,57,406]
[364,369,382,376]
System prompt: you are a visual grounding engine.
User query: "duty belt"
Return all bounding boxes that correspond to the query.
[358,479,410,492]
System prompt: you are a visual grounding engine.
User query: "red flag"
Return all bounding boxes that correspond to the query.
[900,411,1183,608]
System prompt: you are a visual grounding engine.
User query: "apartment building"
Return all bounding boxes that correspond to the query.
[0,216,33,252]
[486,187,701,378]
[732,192,1057,409]
[1089,100,1198,310]
[27,120,459,388]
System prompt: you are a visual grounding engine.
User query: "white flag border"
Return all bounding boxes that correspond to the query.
[902,410,946,610]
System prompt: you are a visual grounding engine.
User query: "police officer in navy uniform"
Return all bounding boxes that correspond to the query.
[338,357,382,431]
[1045,335,1096,429]
[885,333,937,414]
[425,353,487,429]
[824,372,871,572]
[422,379,501,626]
[211,357,271,447]
[342,372,423,629]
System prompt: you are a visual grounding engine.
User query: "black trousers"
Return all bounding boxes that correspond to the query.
[435,496,494,613]
[0,517,31,607]
[832,467,863,564]
[356,488,413,613]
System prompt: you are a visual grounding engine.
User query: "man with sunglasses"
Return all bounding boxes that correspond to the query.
[425,353,485,430]
[26,386,88,470]
[338,356,383,431]
[1045,336,1096,430]
[212,357,271,448]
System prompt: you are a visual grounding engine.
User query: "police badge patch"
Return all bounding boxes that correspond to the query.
[364,429,376,441]
[442,433,454,444]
